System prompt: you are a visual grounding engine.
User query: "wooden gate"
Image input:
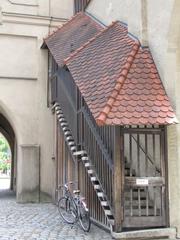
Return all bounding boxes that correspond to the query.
[122,127,168,229]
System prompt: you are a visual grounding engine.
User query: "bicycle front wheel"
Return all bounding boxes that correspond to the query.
[79,201,91,232]
[58,197,77,224]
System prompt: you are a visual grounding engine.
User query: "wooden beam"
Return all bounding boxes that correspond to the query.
[113,126,123,232]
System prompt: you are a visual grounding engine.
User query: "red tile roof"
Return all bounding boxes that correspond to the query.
[44,12,103,67]
[66,22,177,126]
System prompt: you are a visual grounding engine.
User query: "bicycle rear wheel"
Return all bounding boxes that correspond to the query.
[58,197,77,224]
[79,201,91,232]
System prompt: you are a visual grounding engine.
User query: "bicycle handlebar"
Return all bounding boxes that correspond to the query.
[58,181,78,190]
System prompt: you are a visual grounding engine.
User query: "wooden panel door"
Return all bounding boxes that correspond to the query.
[122,127,168,228]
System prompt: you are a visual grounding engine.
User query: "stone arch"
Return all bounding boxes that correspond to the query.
[0,101,19,193]
[0,113,16,191]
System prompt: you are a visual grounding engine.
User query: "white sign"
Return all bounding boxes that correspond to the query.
[136,178,149,186]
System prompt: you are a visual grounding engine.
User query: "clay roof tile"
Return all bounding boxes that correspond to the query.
[44,12,103,67]
[45,16,177,126]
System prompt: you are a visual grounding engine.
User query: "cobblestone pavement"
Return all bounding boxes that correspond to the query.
[0,190,112,240]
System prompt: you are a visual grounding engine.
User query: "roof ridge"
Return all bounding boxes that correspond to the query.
[96,41,140,126]
[44,12,83,41]
[64,21,118,65]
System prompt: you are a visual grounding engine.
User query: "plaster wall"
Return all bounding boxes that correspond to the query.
[50,0,74,19]
[0,0,73,19]
[87,0,128,25]
[0,35,38,79]
[147,1,180,237]
[0,1,69,202]
[87,0,146,44]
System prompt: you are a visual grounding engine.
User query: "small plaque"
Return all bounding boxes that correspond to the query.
[136,178,149,186]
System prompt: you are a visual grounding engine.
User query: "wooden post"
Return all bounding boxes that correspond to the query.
[113,126,123,232]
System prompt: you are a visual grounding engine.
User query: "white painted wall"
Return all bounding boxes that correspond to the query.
[50,0,74,19]
[0,0,74,19]
[87,0,145,43]
[0,35,38,79]
[87,0,128,25]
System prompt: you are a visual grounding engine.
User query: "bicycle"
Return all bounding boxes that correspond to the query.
[57,182,91,232]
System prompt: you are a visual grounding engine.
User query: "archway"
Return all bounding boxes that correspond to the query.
[0,133,11,189]
[0,114,16,192]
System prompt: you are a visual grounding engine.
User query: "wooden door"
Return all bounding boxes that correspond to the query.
[122,127,168,228]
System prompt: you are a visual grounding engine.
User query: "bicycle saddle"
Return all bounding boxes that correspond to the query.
[73,190,80,194]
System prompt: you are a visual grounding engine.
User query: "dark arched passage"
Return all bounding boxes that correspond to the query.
[0,114,16,191]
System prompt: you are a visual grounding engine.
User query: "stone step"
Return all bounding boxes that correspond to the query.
[111,227,176,240]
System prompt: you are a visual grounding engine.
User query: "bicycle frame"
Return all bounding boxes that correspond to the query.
[57,182,91,231]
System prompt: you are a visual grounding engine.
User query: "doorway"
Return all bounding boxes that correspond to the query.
[0,114,16,192]
[122,126,168,229]
[0,133,11,190]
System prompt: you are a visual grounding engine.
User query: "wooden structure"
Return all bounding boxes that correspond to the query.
[49,56,169,231]
[43,12,177,233]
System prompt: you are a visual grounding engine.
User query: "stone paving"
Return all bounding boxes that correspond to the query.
[0,190,112,240]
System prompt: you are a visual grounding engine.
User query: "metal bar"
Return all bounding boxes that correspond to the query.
[130,188,133,216]
[153,133,156,177]
[154,186,157,216]
[146,187,149,216]
[138,188,141,216]
[145,134,148,177]
[130,134,132,177]
[160,130,166,221]
[82,108,113,170]
[137,134,140,176]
